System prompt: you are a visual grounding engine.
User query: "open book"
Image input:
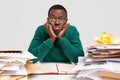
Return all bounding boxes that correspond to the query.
[29,62,77,75]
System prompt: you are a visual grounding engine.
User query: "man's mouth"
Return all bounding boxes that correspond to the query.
[53,26,61,30]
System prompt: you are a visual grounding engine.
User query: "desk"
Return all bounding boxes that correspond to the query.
[27,62,101,80]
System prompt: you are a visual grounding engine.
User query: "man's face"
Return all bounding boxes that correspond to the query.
[48,9,67,35]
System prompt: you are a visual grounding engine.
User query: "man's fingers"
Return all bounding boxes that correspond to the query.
[66,23,70,28]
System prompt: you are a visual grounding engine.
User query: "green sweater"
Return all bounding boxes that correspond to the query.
[28,25,84,63]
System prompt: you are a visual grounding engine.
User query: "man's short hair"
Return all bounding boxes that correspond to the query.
[48,4,67,17]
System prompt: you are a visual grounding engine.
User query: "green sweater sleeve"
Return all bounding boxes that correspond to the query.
[58,27,84,63]
[28,27,53,63]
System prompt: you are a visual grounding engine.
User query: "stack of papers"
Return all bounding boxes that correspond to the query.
[85,44,120,64]
[0,50,37,80]
[73,44,120,80]
[73,33,120,80]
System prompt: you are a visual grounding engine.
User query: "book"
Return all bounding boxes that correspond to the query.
[29,62,77,75]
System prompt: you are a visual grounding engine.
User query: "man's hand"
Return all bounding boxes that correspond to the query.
[44,22,57,43]
[57,23,70,40]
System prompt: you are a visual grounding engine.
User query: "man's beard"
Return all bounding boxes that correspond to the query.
[54,30,61,35]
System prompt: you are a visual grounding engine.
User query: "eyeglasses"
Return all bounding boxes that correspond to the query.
[48,17,67,23]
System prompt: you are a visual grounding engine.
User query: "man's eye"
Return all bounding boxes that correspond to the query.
[48,17,66,23]
[59,18,66,22]
[50,18,56,21]
[60,18,65,20]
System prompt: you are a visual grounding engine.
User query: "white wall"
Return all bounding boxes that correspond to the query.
[0,0,120,50]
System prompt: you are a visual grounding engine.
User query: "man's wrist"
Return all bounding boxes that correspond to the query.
[50,37,56,43]
[57,36,62,40]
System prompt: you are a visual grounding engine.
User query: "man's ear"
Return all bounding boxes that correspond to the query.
[66,18,68,21]
[65,18,68,23]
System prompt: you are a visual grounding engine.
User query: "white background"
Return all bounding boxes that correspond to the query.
[0,0,120,51]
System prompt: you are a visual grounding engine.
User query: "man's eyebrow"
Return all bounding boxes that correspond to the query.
[49,15,66,18]
[56,15,66,17]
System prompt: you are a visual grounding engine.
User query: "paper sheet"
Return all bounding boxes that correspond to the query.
[25,61,40,74]
[0,50,36,59]
[0,61,7,68]
[76,68,102,78]
[0,76,10,80]
[106,61,120,72]
[1,65,27,75]
[55,63,76,74]
[2,65,20,71]
[9,75,28,80]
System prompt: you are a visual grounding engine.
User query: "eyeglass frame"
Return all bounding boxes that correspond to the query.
[47,17,67,23]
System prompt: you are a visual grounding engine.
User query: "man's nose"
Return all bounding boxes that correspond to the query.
[55,19,61,24]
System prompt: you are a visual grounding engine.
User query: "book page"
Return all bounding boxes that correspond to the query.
[31,62,58,74]
[56,63,77,74]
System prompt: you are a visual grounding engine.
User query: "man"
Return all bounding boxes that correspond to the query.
[28,4,84,63]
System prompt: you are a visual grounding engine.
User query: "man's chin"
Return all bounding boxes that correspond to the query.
[54,31,60,35]
[55,32,59,35]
